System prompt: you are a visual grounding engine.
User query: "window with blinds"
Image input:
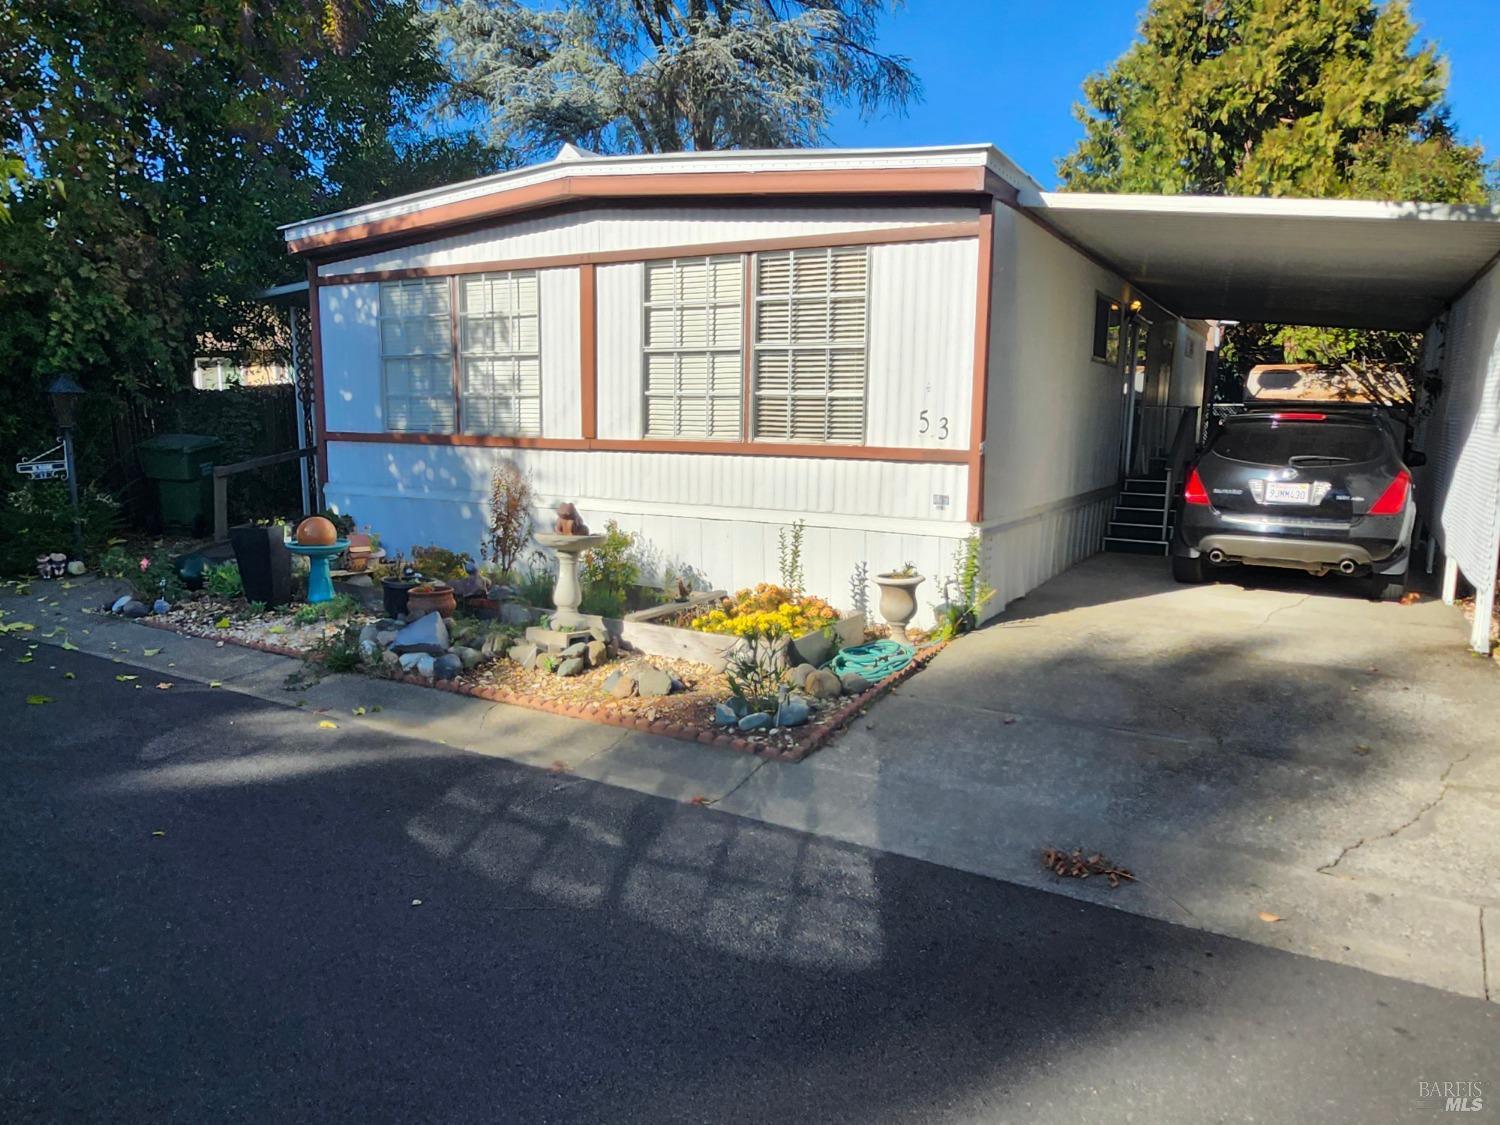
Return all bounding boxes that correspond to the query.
[459,271,542,436]
[642,255,743,440]
[752,245,869,444]
[379,278,454,433]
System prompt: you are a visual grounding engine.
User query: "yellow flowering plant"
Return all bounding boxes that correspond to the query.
[689,583,839,639]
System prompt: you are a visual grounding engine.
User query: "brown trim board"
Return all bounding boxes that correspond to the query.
[312,221,984,287]
[288,166,991,255]
[578,264,597,439]
[967,210,995,524]
[323,430,969,465]
[306,260,328,489]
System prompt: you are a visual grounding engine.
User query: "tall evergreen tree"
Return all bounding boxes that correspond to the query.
[1057,0,1490,405]
[430,0,919,159]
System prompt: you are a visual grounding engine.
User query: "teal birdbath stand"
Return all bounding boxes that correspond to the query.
[286,539,348,604]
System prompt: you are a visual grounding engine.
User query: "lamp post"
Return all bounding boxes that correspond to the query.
[46,374,85,558]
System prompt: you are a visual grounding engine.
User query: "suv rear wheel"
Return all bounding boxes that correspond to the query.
[1362,573,1406,602]
[1171,554,1207,584]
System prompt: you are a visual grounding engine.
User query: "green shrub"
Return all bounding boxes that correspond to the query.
[411,544,472,581]
[579,520,639,618]
[291,593,359,625]
[313,625,364,673]
[516,555,555,607]
[0,482,121,575]
[133,554,185,603]
[204,561,243,599]
[933,533,995,642]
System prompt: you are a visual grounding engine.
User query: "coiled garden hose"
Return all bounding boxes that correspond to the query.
[827,639,914,682]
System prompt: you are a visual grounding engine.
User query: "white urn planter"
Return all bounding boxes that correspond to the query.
[874,572,924,644]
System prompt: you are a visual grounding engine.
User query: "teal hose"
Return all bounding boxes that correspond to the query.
[828,639,913,681]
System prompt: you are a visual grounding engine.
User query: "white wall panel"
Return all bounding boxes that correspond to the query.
[864,239,977,450]
[986,206,1126,521]
[595,262,645,440]
[319,203,979,277]
[538,267,582,438]
[319,283,383,432]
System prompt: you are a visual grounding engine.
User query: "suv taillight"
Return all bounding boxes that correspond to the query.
[1368,470,1411,516]
[1184,468,1210,506]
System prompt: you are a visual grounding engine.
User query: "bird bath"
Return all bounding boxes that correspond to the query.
[286,539,348,604]
[535,531,607,629]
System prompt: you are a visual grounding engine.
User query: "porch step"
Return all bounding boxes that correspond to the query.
[1103,537,1170,556]
[1106,522,1169,543]
[1122,477,1169,496]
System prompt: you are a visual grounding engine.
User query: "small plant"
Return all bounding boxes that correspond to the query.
[580,520,639,618]
[777,519,806,596]
[933,533,994,641]
[312,625,364,673]
[132,555,185,603]
[411,544,472,581]
[516,553,556,607]
[291,593,359,625]
[204,561,243,599]
[97,545,132,580]
[887,561,920,578]
[689,583,838,638]
[482,461,534,575]
[725,637,786,713]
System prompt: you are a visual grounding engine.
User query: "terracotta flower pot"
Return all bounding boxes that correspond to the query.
[874,573,924,645]
[407,583,456,619]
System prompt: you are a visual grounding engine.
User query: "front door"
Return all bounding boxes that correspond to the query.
[1119,315,1152,476]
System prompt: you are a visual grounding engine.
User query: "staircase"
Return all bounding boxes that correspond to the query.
[1104,466,1174,556]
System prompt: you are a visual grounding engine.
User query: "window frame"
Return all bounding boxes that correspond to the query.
[457,269,544,438]
[1091,292,1123,368]
[749,244,872,446]
[639,254,747,442]
[378,276,457,435]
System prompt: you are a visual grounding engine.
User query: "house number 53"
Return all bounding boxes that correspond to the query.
[919,410,949,440]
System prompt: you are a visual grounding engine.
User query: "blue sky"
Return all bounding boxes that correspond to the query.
[827,0,1500,187]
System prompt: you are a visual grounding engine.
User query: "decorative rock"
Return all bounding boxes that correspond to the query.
[556,657,585,677]
[775,697,812,727]
[787,662,817,689]
[507,643,539,669]
[433,653,463,681]
[480,633,506,658]
[559,641,589,660]
[738,712,773,731]
[359,623,380,645]
[455,646,483,670]
[636,667,673,697]
[359,637,380,661]
[152,598,170,615]
[66,560,87,577]
[588,623,609,644]
[713,702,740,726]
[391,611,449,655]
[839,672,871,694]
[724,695,750,719]
[111,595,132,614]
[120,600,150,619]
[376,630,398,648]
[398,652,424,672]
[375,618,400,631]
[607,672,637,698]
[415,654,437,680]
[381,650,400,670]
[449,575,490,600]
[804,669,844,700]
[586,640,608,667]
[500,602,533,627]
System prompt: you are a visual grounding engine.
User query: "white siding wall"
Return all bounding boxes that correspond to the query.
[325,443,970,625]
[1169,321,1210,408]
[1422,263,1500,652]
[319,203,978,277]
[978,206,1130,610]
[595,262,644,440]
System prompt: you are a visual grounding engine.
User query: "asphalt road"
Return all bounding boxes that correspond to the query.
[2,643,1496,1125]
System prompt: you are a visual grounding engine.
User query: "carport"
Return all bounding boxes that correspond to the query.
[1020,190,1500,653]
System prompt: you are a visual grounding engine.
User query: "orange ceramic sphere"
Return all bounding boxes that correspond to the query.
[294,515,338,545]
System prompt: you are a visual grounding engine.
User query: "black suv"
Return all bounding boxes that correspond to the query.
[1171,409,1422,599]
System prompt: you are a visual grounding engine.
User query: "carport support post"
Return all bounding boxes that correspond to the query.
[1472,572,1495,656]
[1442,556,1460,605]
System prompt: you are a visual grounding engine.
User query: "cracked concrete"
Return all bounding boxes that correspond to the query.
[4,553,1497,1000]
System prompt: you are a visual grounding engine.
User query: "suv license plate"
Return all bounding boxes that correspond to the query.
[1265,481,1311,504]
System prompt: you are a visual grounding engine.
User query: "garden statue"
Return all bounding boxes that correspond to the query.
[553,502,589,536]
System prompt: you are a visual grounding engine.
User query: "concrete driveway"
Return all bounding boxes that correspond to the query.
[717,553,1500,998]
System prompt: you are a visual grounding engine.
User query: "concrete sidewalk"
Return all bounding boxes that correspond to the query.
[3,565,1495,1000]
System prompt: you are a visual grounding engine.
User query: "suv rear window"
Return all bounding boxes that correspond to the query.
[1211,419,1386,465]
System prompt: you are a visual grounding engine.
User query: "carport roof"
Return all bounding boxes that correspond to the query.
[1018,191,1500,330]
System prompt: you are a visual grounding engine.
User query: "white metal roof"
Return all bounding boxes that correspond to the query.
[280,144,1041,244]
[1020,190,1500,330]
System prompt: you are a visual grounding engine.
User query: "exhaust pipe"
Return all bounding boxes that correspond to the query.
[1208,549,1225,564]
[1338,559,1357,575]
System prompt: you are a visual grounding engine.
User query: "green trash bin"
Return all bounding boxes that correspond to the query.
[137,434,223,531]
